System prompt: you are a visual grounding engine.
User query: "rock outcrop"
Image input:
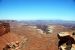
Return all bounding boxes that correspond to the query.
[0,22,10,36]
[58,32,75,50]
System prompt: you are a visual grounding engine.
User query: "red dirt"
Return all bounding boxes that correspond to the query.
[0,32,21,50]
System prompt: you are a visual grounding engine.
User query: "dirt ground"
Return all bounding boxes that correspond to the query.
[0,23,75,50]
[0,25,58,50]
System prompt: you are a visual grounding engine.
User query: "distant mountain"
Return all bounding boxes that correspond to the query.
[0,20,75,29]
[0,20,75,24]
[19,20,75,29]
[19,20,75,25]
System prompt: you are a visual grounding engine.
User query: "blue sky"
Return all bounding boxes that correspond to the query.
[0,0,75,21]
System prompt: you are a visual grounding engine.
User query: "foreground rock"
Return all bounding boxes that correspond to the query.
[58,32,75,50]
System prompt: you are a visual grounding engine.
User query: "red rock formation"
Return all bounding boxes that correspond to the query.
[0,22,10,36]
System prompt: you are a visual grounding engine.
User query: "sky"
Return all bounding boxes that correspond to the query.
[0,0,75,21]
